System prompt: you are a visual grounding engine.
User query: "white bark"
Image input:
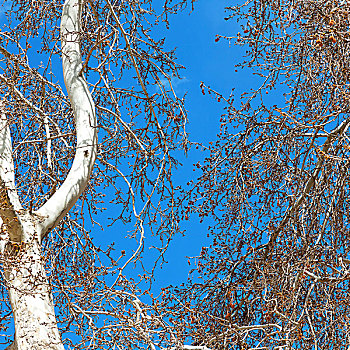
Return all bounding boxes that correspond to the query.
[0,0,96,348]
[4,223,65,350]
[0,107,22,211]
[0,104,23,244]
[35,0,97,238]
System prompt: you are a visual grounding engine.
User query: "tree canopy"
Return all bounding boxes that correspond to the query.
[0,0,189,348]
[166,0,350,349]
[1,0,350,349]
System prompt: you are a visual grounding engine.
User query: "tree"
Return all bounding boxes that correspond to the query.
[0,0,192,348]
[163,0,350,349]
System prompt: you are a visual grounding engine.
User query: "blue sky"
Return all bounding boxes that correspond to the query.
[65,0,249,297]
[83,0,249,293]
[0,0,248,292]
[143,0,243,289]
[0,0,249,344]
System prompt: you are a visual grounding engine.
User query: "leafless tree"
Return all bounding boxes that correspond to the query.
[163,0,350,349]
[0,0,203,348]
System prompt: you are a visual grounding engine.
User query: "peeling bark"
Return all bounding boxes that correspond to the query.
[4,338,17,350]
[0,0,97,347]
[4,219,64,350]
[0,104,23,243]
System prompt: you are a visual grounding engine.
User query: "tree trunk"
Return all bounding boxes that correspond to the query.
[3,215,64,350]
[1,0,96,347]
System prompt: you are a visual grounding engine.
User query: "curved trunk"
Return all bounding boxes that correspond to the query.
[1,0,96,347]
[35,0,97,238]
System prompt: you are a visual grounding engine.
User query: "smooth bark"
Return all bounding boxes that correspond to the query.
[35,0,97,238]
[0,0,97,348]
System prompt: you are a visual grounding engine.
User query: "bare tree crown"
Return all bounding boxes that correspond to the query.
[0,0,189,348]
[162,0,350,349]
